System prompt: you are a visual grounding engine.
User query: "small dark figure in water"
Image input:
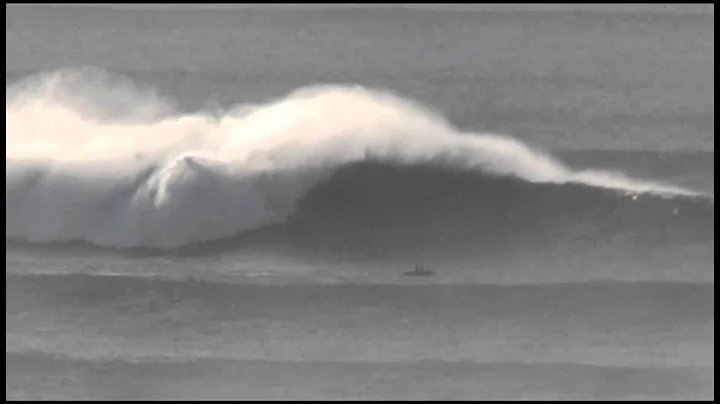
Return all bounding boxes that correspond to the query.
[403,264,435,277]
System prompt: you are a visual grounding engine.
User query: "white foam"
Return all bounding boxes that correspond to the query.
[5,69,702,248]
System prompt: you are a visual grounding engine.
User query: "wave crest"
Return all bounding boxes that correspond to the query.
[5,69,710,249]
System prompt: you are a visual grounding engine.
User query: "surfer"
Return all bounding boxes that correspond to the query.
[403,264,435,277]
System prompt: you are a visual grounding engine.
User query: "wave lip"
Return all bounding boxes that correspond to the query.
[6,69,712,250]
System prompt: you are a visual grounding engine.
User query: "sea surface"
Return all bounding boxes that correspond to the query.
[5,5,714,400]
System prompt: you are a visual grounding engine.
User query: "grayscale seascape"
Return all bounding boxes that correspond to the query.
[6,4,714,400]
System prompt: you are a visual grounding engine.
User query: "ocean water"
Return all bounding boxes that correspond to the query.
[5,5,714,400]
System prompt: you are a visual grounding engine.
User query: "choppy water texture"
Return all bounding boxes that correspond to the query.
[5,4,714,400]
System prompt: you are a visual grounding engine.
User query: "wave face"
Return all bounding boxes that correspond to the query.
[5,68,713,252]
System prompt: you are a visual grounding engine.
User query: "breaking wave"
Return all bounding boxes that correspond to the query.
[5,68,713,252]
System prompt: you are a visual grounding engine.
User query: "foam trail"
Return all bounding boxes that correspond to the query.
[5,69,704,249]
